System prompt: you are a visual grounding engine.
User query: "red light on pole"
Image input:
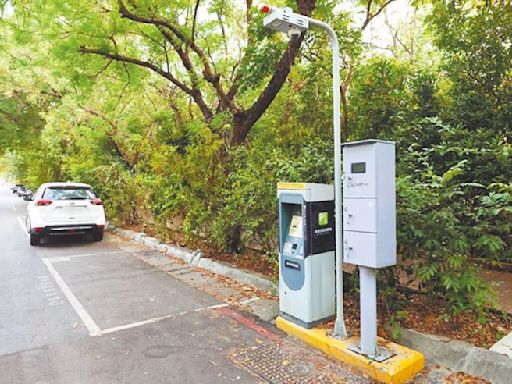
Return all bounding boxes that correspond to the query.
[260,5,271,13]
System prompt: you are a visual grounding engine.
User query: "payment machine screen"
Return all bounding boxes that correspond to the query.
[288,215,303,238]
[283,213,304,257]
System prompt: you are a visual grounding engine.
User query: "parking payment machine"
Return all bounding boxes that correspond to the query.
[277,183,336,328]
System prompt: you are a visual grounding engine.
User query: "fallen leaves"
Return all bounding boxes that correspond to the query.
[315,293,511,349]
[444,372,492,384]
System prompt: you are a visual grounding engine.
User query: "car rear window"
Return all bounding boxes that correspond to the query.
[43,187,97,200]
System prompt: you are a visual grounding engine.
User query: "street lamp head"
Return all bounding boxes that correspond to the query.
[261,6,309,38]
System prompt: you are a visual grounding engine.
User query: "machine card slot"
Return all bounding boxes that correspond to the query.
[284,260,301,271]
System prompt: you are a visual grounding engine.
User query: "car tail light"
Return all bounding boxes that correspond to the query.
[91,198,103,205]
[97,224,105,230]
[33,227,44,233]
[36,199,52,206]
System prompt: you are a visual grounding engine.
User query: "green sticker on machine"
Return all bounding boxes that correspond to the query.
[318,212,328,226]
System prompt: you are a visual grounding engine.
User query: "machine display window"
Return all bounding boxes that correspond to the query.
[351,162,366,173]
[288,215,303,238]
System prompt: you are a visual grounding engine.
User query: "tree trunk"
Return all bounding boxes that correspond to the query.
[226,224,243,253]
[341,85,349,140]
[231,110,248,146]
[230,35,305,146]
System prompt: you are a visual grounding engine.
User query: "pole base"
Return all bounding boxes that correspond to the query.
[347,344,395,362]
[276,316,425,384]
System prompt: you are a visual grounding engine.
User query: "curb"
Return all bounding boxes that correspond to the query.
[109,227,277,294]
[491,332,512,357]
[277,317,425,384]
[396,329,512,384]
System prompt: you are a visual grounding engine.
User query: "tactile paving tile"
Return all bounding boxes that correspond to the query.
[231,342,345,384]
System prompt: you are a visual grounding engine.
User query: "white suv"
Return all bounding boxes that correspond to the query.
[26,182,106,246]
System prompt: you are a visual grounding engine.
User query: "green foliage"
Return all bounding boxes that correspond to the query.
[470,186,512,261]
[428,0,512,135]
[395,135,505,316]
[388,310,409,340]
[350,58,412,139]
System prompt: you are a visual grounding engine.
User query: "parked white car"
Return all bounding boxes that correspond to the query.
[26,182,105,246]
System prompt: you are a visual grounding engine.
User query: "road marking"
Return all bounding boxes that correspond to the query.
[217,307,281,342]
[46,251,131,262]
[42,258,102,336]
[239,297,261,305]
[16,216,29,239]
[36,276,64,306]
[100,303,230,335]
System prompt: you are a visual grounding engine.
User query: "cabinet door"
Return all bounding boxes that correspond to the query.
[343,146,377,199]
[343,198,377,233]
[343,231,377,268]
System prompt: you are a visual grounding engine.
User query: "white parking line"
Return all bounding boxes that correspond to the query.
[239,297,261,305]
[100,302,230,335]
[46,251,131,263]
[16,217,29,239]
[42,258,102,336]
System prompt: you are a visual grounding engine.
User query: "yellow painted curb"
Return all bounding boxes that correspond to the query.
[276,316,425,384]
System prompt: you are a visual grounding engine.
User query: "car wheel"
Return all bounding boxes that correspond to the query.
[93,230,103,242]
[30,233,41,246]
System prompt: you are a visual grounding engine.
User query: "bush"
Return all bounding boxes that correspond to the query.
[394,123,508,316]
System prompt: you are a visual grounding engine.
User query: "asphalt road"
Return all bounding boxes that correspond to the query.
[0,182,277,383]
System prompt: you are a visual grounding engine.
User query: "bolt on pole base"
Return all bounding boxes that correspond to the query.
[347,345,396,362]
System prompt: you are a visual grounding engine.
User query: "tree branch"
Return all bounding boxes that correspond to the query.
[0,107,20,124]
[41,88,63,99]
[217,0,229,57]
[79,46,213,121]
[231,34,304,145]
[158,28,231,112]
[361,0,396,30]
[118,0,230,112]
[191,0,200,45]
[80,46,188,91]
[158,28,199,86]
[82,107,134,169]
[118,3,219,85]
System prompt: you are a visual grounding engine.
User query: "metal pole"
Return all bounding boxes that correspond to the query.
[359,266,377,356]
[306,19,347,339]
